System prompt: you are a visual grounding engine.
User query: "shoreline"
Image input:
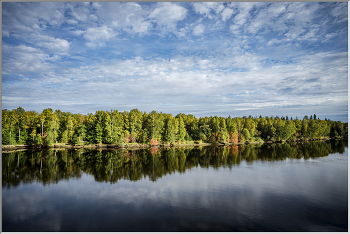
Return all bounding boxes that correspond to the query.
[2,137,346,152]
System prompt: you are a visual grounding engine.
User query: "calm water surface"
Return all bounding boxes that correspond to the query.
[2,140,348,231]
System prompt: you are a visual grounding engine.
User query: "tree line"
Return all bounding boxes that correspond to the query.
[2,107,348,146]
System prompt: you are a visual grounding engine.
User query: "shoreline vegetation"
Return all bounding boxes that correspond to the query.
[2,107,348,152]
[2,137,346,152]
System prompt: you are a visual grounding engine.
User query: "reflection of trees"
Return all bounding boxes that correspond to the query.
[2,140,347,188]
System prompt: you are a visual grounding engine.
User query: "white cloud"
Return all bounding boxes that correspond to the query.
[231,2,255,26]
[83,25,116,47]
[228,1,326,47]
[89,14,98,21]
[325,32,337,39]
[2,2,66,34]
[267,38,281,46]
[66,19,78,25]
[9,32,70,54]
[71,30,84,36]
[193,24,205,35]
[35,34,70,52]
[193,2,211,16]
[266,3,286,18]
[245,3,284,34]
[67,2,90,21]
[2,44,54,77]
[330,2,347,22]
[149,2,187,34]
[230,25,240,35]
[93,2,153,36]
[3,30,10,37]
[192,2,224,19]
[132,21,152,35]
[221,8,234,21]
[92,2,101,9]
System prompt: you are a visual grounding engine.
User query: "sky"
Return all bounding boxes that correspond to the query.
[2,2,348,122]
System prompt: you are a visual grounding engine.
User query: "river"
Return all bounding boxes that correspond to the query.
[2,140,348,231]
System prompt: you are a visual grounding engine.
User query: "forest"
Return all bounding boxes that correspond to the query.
[2,107,348,146]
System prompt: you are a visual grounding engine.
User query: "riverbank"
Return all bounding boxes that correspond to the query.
[2,136,346,152]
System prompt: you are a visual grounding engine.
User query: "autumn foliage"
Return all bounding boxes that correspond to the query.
[229,131,239,143]
[150,147,158,155]
[150,138,158,146]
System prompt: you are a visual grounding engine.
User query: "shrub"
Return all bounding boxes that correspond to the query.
[255,137,264,142]
[150,138,158,146]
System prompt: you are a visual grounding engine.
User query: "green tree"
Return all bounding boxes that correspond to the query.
[209,116,220,142]
[145,111,164,142]
[301,119,308,138]
[242,128,251,141]
[163,115,177,143]
[61,130,68,144]
[15,107,25,143]
[199,121,211,141]
[103,111,115,144]
[52,110,60,144]
[67,114,75,143]
[219,117,229,142]
[189,118,199,141]
[85,113,96,143]
[111,110,124,143]
[76,123,87,144]
[94,111,104,144]
[128,109,143,143]
[177,116,186,142]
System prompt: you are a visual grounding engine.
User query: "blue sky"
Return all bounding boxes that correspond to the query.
[2,2,348,121]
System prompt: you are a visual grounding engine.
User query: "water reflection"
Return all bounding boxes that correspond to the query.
[3,140,347,188]
[3,139,348,231]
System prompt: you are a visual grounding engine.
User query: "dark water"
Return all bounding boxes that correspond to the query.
[2,140,348,231]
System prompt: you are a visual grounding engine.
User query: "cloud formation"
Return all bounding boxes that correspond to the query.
[2,2,348,121]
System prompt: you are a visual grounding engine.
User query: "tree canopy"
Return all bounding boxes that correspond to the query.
[2,107,348,146]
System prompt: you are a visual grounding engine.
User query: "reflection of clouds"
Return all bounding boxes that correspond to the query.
[4,185,45,223]
[3,150,347,231]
